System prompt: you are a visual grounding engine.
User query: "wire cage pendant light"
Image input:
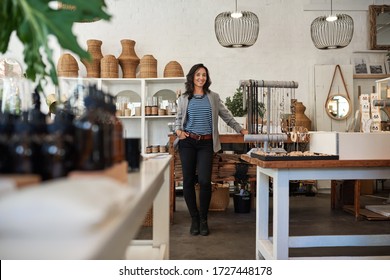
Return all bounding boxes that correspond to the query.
[310,0,354,49]
[215,0,259,48]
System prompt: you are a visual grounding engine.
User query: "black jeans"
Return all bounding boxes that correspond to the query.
[178,137,213,219]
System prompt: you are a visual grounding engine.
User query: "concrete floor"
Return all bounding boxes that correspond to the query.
[137,189,390,260]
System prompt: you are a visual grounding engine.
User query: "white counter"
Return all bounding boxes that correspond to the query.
[0,156,171,260]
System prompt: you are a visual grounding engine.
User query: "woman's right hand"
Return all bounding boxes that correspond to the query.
[176,130,188,139]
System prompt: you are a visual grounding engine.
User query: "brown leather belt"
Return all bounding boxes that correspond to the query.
[187,132,212,140]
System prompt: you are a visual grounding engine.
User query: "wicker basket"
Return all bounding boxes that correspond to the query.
[142,207,153,227]
[101,54,119,78]
[118,39,140,78]
[195,183,230,211]
[82,39,103,78]
[139,54,157,78]
[163,61,184,77]
[57,53,79,77]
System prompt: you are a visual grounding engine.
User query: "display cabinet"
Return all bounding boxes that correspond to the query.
[58,77,186,154]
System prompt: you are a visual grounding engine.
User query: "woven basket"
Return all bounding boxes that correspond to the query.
[118,39,140,78]
[82,39,103,78]
[101,54,119,78]
[139,54,157,78]
[163,61,184,77]
[195,183,230,211]
[142,207,153,227]
[57,53,79,77]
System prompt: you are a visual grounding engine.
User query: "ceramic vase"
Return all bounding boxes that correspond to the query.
[118,39,140,78]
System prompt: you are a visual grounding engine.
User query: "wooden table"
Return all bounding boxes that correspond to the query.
[241,154,390,260]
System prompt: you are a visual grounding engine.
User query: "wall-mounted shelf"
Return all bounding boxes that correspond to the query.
[353,74,390,79]
[353,50,388,54]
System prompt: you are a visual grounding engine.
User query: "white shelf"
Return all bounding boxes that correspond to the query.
[118,116,142,119]
[145,115,176,119]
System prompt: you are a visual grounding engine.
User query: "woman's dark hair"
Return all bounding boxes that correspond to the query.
[184,63,211,99]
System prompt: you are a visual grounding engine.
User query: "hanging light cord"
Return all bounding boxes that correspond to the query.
[326,0,337,22]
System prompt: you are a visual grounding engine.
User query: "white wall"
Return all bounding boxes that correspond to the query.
[4,0,390,122]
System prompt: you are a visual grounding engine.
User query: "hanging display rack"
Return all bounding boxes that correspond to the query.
[239,79,299,152]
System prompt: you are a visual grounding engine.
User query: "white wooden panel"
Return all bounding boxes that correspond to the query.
[314,65,354,132]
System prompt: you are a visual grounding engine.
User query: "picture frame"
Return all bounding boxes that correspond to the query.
[368,63,385,74]
[354,58,368,75]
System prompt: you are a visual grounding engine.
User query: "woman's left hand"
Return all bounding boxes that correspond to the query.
[240,129,248,135]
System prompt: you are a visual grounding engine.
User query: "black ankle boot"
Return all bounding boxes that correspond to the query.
[190,216,200,235]
[200,218,209,236]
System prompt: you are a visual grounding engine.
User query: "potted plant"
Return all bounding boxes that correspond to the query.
[225,87,247,117]
[0,0,111,91]
[225,87,266,132]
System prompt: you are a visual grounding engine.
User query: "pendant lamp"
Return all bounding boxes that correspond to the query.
[310,0,354,49]
[215,0,259,48]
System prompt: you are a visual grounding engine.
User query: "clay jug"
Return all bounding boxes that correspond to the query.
[81,39,103,78]
[118,39,140,78]
[294,101,311,131]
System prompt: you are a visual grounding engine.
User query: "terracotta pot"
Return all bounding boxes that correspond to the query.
[118,39,140,78]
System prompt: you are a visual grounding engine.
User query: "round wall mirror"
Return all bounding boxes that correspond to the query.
[326,95,351,120]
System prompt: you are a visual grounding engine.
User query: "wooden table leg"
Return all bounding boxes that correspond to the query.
[331,180,337,209]
[354,180,361,219]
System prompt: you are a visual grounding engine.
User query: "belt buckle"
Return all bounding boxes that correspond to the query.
[196,134,201,140]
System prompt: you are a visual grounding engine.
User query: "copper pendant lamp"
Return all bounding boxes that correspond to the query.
[215,0,259,48]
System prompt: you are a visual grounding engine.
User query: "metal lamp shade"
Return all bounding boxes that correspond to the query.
[215,11,259,48]
[311,14,354,49]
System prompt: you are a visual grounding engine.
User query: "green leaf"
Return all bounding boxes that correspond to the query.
[0,0,111,89]
[225,88,247,117]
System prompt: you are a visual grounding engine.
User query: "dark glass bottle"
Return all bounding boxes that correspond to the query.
[97,92,113,168]
[0,112,16,173]
[73,85,106,170]
[9,111,35,174]
[108,95,125,163]
[40,108,75,180]
[28,90,47,177]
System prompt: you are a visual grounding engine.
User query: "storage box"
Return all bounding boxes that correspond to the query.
[309,131,390,160]
[195,183,230,211]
